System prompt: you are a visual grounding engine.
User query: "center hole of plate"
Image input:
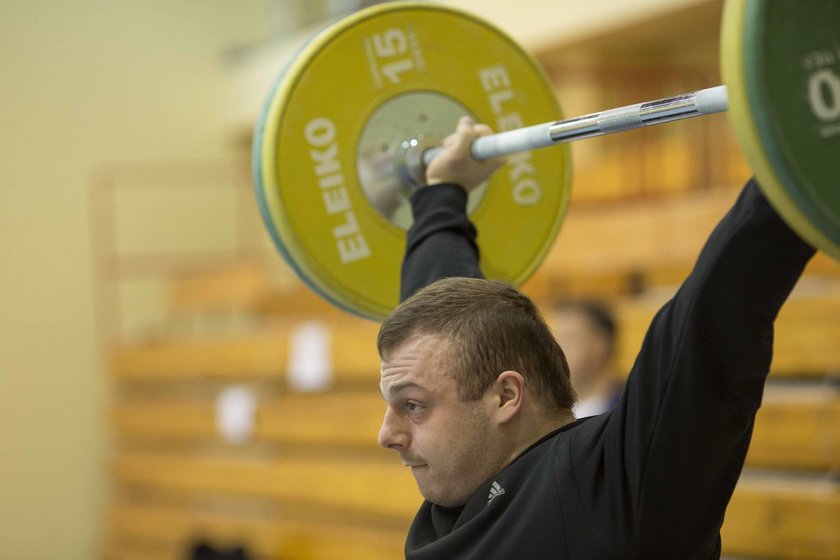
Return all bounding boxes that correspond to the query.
[356,91,488,230]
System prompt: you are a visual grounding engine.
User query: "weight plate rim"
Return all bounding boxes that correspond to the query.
[722,0,840,259]
[743,0,840,256]
[252,27,372,318]
[254,7,416,319]
[258,2,452,320]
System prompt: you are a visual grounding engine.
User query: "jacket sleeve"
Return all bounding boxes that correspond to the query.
[568,178,816,558]
[400,183,484,302]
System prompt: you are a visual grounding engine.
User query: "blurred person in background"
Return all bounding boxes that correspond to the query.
[550,300,625,418]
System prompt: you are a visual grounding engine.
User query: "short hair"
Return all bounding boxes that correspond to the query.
[378,277,576,411]
[553,300,617,358]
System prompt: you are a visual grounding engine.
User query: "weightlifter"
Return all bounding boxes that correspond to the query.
[376,117,816,558]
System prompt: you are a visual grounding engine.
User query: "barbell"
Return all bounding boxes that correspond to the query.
[253,0,840,320]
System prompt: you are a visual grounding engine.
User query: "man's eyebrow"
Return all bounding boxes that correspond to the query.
[380,380,425,399]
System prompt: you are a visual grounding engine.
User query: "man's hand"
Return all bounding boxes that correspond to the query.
[425,116,505,192]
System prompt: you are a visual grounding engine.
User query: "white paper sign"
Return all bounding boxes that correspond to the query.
[287,321,333,392]
[215,385,257,444]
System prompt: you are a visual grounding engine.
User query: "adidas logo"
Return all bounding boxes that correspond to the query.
[487,481,506,505]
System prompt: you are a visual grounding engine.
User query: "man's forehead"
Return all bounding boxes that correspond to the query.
[379,334,454,395]
[379,379,426,399]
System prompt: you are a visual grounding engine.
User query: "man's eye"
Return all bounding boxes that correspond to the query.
[405,401,424,414]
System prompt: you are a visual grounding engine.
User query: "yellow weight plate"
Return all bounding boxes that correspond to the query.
[722,0,840,259]
[255,1,570,320]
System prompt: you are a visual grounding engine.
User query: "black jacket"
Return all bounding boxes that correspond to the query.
[399,180,814,559]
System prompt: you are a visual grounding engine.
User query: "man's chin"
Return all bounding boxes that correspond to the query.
[425,495,468,508]
[418,482,470,509]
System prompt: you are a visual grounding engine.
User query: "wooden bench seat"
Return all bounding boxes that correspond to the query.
[112,451,420,520]
[721,477,840,559]
[531,186,840,300]
[106,503,406,560]
[748,389,840,471]
[112,392,385,447]
[612,290,840,376]
[109,321,381,382]
[168,258,274,315]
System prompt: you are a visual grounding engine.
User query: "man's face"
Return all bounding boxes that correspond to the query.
[378,333,500,507]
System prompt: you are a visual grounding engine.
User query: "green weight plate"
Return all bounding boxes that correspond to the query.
[723,0,840,259]
[254,1,571,320]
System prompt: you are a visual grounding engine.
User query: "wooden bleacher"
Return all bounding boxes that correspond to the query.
[109,504,407,560]
[105,187,840,560]
[107,325,411,559]
[526,186,840,301]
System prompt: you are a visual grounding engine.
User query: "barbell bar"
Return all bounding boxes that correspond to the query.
[253,0,840,320]
[433,85,729,161]
[404,85,730,187]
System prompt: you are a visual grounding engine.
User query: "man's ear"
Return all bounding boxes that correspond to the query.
[491,370,525,424]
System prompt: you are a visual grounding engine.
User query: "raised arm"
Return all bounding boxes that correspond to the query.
[400,117,504,301]
[572,179,816,557]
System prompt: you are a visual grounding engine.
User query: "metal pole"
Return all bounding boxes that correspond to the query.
[421,85,728,167]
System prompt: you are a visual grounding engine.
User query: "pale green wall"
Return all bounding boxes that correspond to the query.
[0,1,266,557]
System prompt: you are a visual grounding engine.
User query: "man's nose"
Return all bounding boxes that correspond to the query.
[378,406,409,450]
